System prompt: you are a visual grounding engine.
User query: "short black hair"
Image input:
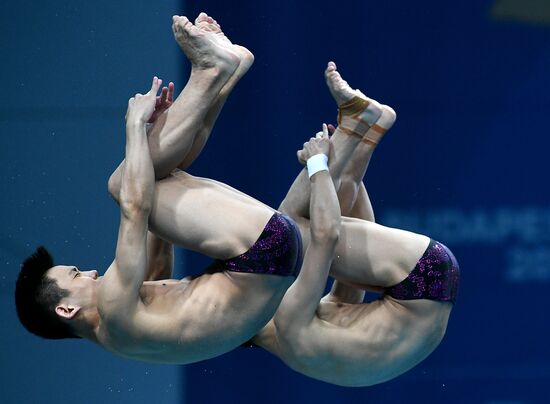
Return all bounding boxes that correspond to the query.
[15,246,81,339]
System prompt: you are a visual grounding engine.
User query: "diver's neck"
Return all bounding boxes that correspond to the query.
[75,307,101,343]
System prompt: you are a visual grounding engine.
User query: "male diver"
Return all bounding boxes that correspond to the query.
[251,82,459,385]
[15,14,302,364]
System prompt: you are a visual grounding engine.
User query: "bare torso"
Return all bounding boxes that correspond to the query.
[98,271,292,364]
[257,297,452,386]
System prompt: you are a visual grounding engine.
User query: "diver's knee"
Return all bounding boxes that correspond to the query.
[107,170,121,202]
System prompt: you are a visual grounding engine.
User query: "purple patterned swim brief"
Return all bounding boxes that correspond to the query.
[385,240,460,304]
[217,212,303,277]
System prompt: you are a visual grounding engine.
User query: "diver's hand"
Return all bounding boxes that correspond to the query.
[148,81,175,123]
[126,77,163,124]
[297,123,331,164]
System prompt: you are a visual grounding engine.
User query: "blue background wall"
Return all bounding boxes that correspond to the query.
[1,1,549,403]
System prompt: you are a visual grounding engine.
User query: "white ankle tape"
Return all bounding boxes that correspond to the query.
[307,154,329,178]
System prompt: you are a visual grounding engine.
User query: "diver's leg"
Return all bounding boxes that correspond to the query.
[330,215,430,288]
[331,145,429,288]
[109,15,243,199]
[281,65,429,288]
[148,15,240,179]
[279,62,394,219]
[177,13,255,169]
[326,137,377,302]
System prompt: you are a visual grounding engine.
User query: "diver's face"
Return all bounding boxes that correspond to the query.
[46,265,100,310]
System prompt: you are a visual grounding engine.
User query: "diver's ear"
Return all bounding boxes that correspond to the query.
[55,303,81,320]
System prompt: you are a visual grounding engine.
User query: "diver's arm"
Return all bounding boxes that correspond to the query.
[275,129,341,328]
[99,78,161,320]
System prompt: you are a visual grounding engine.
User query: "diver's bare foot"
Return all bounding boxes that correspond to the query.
[325,61,396,142]
[195,12,232,47]
[194,12,254,79]
[325,61,359,106]
[172,15,239,74]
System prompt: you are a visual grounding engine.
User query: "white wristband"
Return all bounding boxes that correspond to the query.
[306,154,329,178]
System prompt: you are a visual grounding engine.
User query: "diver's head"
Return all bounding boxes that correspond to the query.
[15,247,100,340]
